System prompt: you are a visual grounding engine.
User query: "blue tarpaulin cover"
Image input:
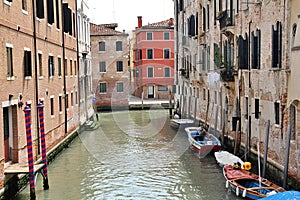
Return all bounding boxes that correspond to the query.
[259,191,300,200]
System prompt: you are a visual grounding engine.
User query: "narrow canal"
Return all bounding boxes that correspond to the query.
[17,109,242,199]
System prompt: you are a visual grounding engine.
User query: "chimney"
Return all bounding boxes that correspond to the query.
[137,16,142,28]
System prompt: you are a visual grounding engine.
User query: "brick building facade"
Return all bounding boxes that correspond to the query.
[174,0,299,187]
[0,0,80,192]
[90,23,130,111]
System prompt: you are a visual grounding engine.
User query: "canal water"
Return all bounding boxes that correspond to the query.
[17,109,242,200]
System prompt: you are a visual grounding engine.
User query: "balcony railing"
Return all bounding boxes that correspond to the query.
[220,65,234,82]
[217,10,234,30]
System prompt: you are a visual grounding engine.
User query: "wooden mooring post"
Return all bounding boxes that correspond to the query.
[262,120,270,178]
[283,125,291,188]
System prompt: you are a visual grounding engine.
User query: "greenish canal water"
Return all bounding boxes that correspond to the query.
[17,110,242,200]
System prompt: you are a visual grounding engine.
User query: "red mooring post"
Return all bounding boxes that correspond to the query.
[23,105,36,200]
[37,102,49,190]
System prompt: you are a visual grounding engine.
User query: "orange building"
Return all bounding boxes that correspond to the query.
[133,16,175,100]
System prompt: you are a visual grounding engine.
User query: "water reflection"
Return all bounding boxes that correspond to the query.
[17,110,241,200]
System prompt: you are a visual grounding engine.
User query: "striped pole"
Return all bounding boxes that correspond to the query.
[23,105,36,200]
[37,102,49,190]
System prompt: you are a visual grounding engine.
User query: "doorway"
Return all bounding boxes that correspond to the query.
[148,85,154,98]
[3,106,18,163]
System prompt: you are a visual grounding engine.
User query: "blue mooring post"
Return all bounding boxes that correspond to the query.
[37,102,49,190]
[23,105,36,200]
[283,125,291,188]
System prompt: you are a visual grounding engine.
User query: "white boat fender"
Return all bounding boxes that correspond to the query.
[242,189,247,197]
[225,180,229,188]
[236,187,239,196]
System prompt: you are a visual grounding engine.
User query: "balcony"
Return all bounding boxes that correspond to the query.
[220,65,235,82]
[217,10,234,30]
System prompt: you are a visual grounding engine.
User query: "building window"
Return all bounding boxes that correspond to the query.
[272,21,282,68]
[116,82,124,92]
[55,0,60,29]
[252,30,261,69]
[64,58,68,76]
[255,99,260,119]
[99,42,105,51]
[6,46,13,77]
[158,86,168,91]
[24,49,32,77]
[148,67,154,77]
[70,60,73,75]
[47,0,54,24]
[274,102,280,125]
[22,0,27,11]
[164,49,170,59]
[99,61,106,72]
[99,82,107,93]
[238,34,249,70]
[164,32,170,40]
[48,55,54,77]
[65,93,69,109]
[245,97,248,118]
[116,41,122,51]
[71,92,74,106]
[146,32,152,40]
[36,0,45,19]
[50,97,54,116]
[75,91,78,104]
[74,60,77,75]
[291,23,297,48]
[116,61,123,72]
[58,57,62,76]
[147,49,153,59]
[203,89,206,100]
[38,53,42,77]
[59,95,62,112]
[164,67,170,77]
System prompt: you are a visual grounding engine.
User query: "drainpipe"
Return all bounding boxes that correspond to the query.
[247,19,252,159]
[61,0,67,134]
[32,0,40,155]
[75,0,81,124]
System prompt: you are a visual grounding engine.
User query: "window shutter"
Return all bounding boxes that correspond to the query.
[203,8,206,31]
[243,35,249,70]
[190,15,195,36]
[36,0,45,19]
[196,13,198,35]
[278,22,282,68]
[238,36,244,69]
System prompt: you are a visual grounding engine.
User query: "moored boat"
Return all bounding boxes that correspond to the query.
[258,190,300,199]
[215,150,244,167]
[223,165,286,199]
[169,118,194,129]
[185,127,222,158]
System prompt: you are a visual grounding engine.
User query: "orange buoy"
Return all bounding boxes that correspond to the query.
[243,162,252,171]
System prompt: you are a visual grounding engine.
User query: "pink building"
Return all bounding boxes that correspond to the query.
[133,17,174,99]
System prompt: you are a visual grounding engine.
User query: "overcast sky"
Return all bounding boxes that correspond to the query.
[89,0,174,33]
